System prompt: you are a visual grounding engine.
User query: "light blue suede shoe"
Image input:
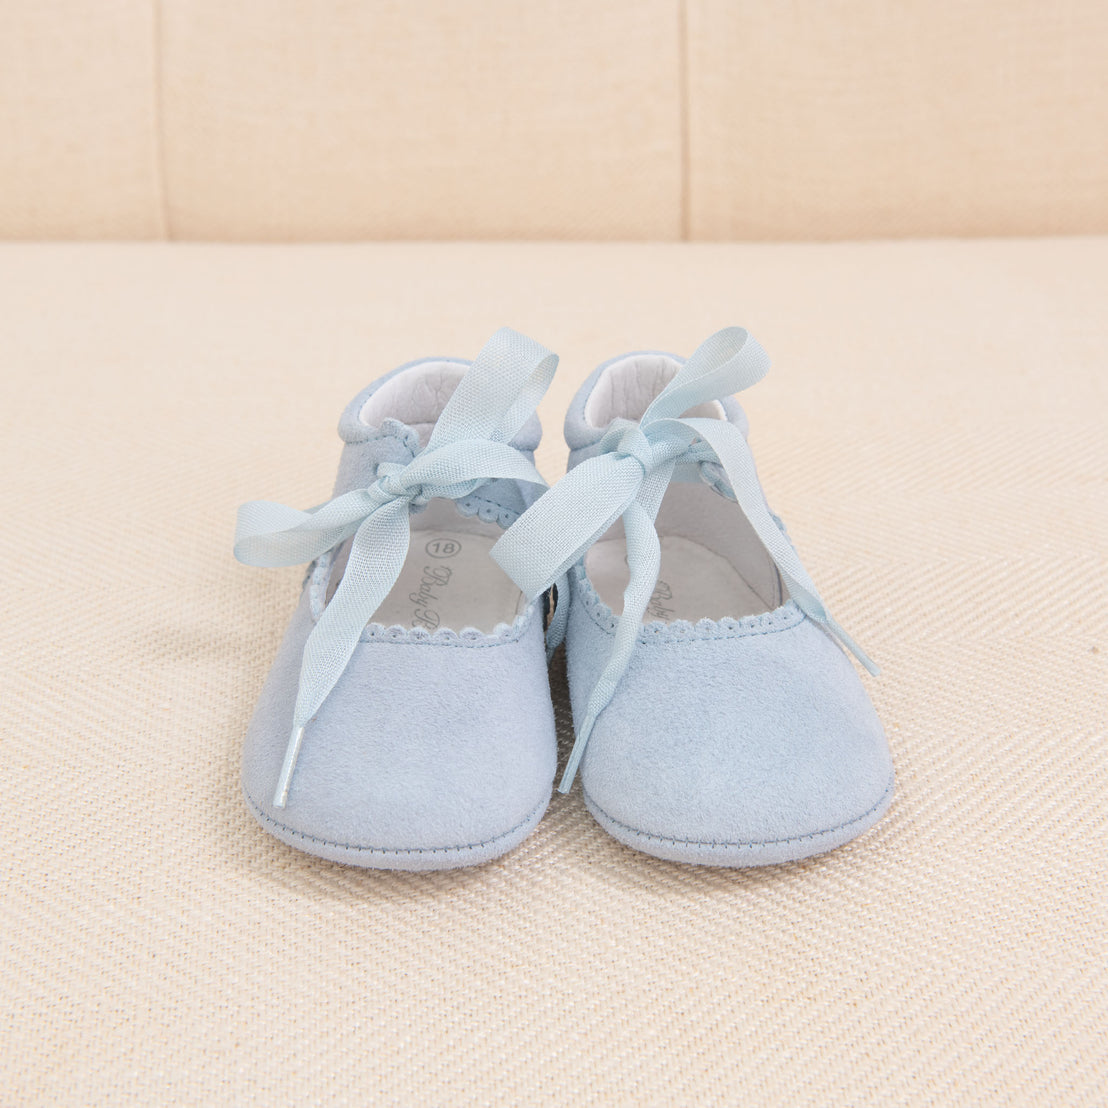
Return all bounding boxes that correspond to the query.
[234,329,561,870]
[493,327,894,866]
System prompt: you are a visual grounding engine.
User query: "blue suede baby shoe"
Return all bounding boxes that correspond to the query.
[493,327,894,866]
[234,329,561,870]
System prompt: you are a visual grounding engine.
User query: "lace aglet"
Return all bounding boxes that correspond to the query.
[844,632,881,676]
[557,715,596,793]
[823,616,880,677]
[272,725,305,808]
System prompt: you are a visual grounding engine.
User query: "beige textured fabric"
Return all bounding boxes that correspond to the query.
[0,0,163,239]
[3,3,1108,240]
[2,240,1106,1105]
[687,0,1108,240]
[158,0,682,241]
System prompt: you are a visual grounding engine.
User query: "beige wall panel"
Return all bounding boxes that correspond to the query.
[160,1,682,240]
[687,1,1108,239]
[0,0,163,238]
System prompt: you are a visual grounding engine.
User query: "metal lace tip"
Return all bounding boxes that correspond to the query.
[272,725,306,808]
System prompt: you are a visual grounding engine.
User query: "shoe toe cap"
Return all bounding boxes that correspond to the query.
[577,617,894,865]
[242,600,556,868]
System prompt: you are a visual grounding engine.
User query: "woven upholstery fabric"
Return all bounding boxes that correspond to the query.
[687,0,1108,240]
[0,0,163,239]
[2,240,1105,1106]
[2,2,1107,239]
[157,1,682,241]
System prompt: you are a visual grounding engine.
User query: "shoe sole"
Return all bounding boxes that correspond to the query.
[582,772,895,867]
[243,789,550,871]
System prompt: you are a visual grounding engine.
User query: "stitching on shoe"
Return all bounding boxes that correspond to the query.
[571,564,805,643]
[582,772,894,851]
[243,790,548,857]
[357,604,536,647]
[454,492,520,529]
[307,549,539,647]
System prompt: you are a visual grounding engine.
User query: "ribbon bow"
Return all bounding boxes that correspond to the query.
[235,329,558,807]
[492,327,877,792]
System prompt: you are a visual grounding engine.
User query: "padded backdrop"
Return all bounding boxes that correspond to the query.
[2,1,1107,240]
[158,0,683,240]
[687,0,1108,239]
[1,239,1105,1105]
[0,0,163,238]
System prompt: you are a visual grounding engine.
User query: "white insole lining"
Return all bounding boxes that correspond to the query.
[586,534,778,623]
[330,526,527,632]
[583,354,724,425]
[580,353,785,625]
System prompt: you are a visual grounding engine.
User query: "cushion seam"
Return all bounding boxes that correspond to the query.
[582,772,894,850]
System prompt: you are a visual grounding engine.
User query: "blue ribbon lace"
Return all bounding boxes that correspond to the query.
[234,329,559,807]
[491,327,877,792]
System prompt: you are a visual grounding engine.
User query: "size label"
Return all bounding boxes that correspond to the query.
[425,538,462,559]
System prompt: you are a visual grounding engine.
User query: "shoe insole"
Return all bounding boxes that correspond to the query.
[365,528,527,632]
[586,535,773,623]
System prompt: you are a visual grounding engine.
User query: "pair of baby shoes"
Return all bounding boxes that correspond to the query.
[234,327,894,870]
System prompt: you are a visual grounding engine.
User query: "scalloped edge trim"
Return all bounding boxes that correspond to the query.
[340,416,423,452]
[570,563,805,642]
[337,420,527,529]
[307,549,539,646]
[454,492,520,529]
[358,601,537,646]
